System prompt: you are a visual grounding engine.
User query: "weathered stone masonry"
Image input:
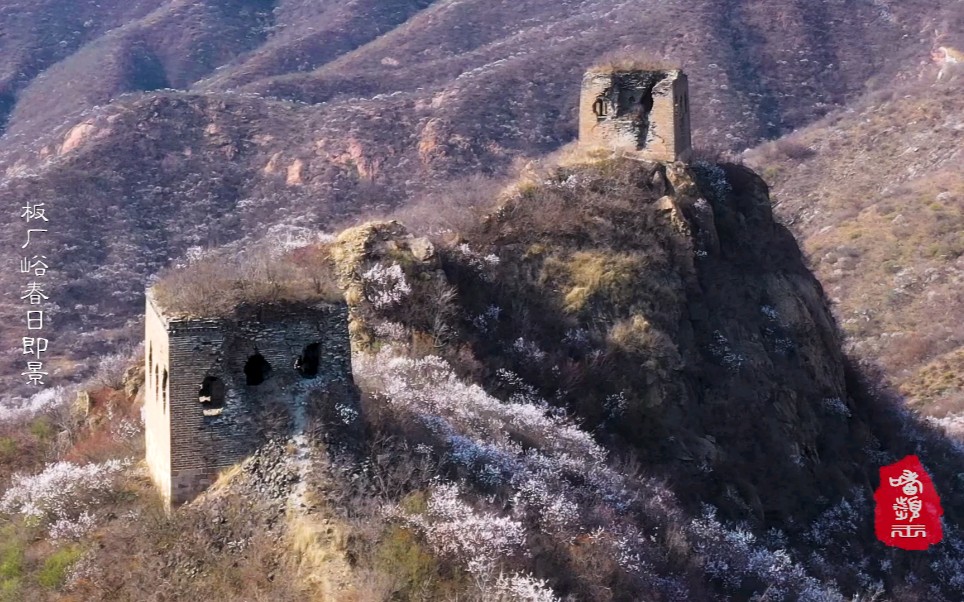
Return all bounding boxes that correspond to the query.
[144,291,352,507]
[579,68,691,162]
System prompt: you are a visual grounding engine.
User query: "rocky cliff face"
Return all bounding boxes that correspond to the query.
[20,158,962,602]
[334,159,882,525]
[305,158,964,600]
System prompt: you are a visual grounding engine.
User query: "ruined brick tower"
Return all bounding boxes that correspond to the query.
[579,67,691,162]
[143,291,352,507]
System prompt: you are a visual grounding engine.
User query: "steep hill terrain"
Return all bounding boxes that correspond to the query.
[3,0,963,398]
[1,3,964,596]
[745,72,964,420]
[2,158,962,601]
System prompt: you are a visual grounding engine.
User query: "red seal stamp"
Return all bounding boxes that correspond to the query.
[874,455,943,550]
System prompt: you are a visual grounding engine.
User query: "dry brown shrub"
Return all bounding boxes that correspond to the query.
[882,332,937,371]
[690,144,743,164]
[774,137,816,160]
[151,242,342,318]
[70,490,306,602]
[588,50,680,73]
[391,174,507,240]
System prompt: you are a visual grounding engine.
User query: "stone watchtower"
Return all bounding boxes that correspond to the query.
[143,291,352,507]
[579,67,691,162]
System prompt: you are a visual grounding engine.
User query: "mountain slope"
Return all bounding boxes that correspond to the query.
[6,157,962,601]
[5,0,963,395]
[745,73,964,418]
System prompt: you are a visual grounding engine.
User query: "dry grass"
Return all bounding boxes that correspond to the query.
[544,251,651,315]
[587,51,680,73]
[901,349,964,416]
[151,242,342,318]
[548,141,621,168]
[745,79,964,414]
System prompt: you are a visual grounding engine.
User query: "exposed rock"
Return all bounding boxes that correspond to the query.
[74,390,92,418]
[332,221,450,346]
[655,195,691,236]
[286,159,305,185]
[122,364,144,400]
[60,121,100,154]
[409,237,435,262]
[264,151,282,174]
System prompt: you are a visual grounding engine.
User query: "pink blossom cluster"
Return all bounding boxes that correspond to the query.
[354,346,905,599]
[392,482,560,601]
[414,482,526,568]
[354,348,630,539]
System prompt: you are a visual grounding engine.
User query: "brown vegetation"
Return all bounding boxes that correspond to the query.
[151,241,342,318]
[587,52,680,73]
[2,0,962,400]
[745,77,964,416]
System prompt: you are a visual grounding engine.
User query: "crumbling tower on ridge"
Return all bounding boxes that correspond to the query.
[579,67,691,162]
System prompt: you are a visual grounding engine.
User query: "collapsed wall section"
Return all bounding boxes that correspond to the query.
[579,68,691,162]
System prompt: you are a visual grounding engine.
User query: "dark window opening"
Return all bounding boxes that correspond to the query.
[162,369,168,412]
[593,95,608,118]
[244,352,272,386]
[634,90,655,149]
[296,343,321,378]
[199,376,226,416]
[154,365,159,400]
[640,90,655,114]
[593,87,613,119]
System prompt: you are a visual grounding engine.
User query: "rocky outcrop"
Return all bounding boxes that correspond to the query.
[341,159,879,525]
[331,220,447,347]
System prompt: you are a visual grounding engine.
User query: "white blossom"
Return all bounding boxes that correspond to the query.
[760,305,780,321]
[473,305,502,332]
[335,402,359,424]
[458,243,500,280]
[492,571,561,601]
[512,338,547,363]
[708,331,745,372]
[371,320,409,341]
[1,458,129,539]
[398,482,526,578]
[821,397,851,418]
[49,511,97,541]
[361,262,412,308]
[0,387,70,423]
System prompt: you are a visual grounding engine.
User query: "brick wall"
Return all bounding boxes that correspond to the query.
[144,293,352,507]
[579,69,691,162]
